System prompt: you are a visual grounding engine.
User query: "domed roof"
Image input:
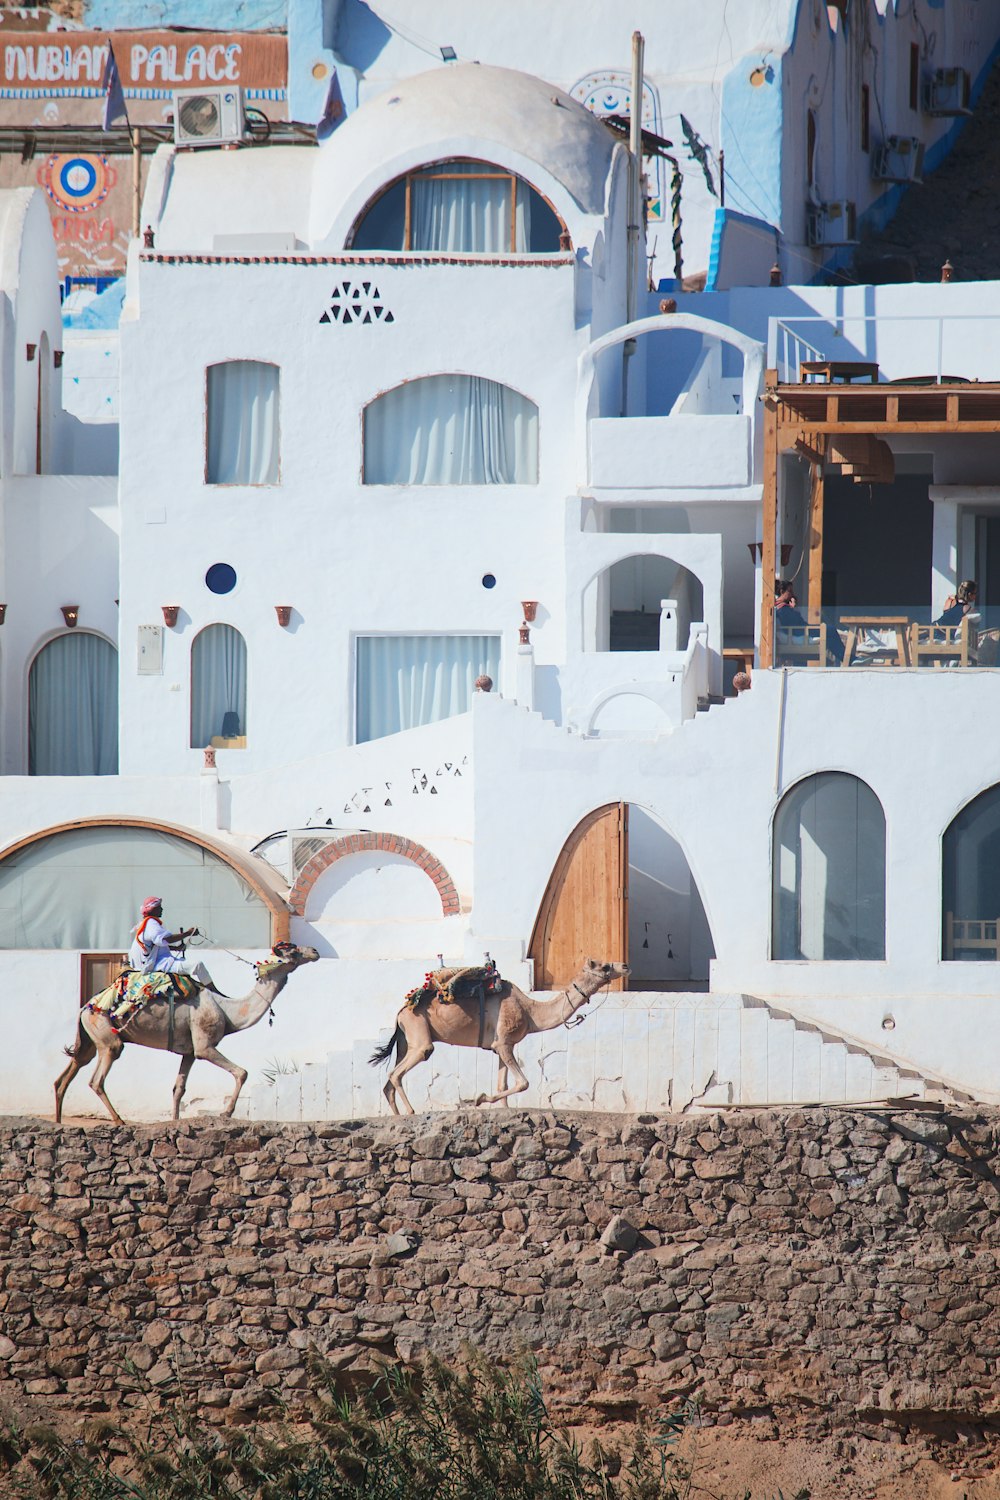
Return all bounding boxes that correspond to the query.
[309,63,619,248]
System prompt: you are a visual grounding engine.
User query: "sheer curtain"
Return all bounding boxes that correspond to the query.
[206,361,280,484]
[29,633,118,775]
[0,825,271,950]
[356,634,501,742]
[365,375,538,485]
[412,164,532,252]
[772,772,885,960]
[191,625,247,746]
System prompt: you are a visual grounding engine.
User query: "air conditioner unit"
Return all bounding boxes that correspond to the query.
[871,135,925,183]
[807,200,858,247]
[924,67,971,116]
[172,86,246,147]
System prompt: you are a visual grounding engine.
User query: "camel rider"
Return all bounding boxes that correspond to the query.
[129,897,215,988]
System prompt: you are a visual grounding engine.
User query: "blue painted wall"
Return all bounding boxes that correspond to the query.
[84,0,286,30]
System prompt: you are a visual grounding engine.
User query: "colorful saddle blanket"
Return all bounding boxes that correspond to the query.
[404,962,504,1011]
[85,970,200,1035]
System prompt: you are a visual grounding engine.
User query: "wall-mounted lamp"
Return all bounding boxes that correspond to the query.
[275,605,292,627]
[54,350,64,368]
[0,605,8,625]
[161,605,180,628]
[440,44,457,61]
[518,624,531,645]
[521,600,538,623]
[26,343,36,362]
[558,231,573,252]
[143,225,155,249]
[747,543,794,566]
[61,605,80,628]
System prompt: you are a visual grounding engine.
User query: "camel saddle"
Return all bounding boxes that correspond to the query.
[403,962,505,1012]
[86,969,201,1036]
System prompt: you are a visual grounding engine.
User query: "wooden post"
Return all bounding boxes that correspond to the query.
[807,441,826,624]
[760,369,779,668]
[131,126,142,239]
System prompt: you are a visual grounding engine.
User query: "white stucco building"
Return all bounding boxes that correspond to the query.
[6,27,1000,1121]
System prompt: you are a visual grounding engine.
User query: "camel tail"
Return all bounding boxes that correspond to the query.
[369,1027,401,1068]
[64,1011,93,1060]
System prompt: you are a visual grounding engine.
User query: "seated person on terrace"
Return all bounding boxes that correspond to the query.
[775,582,845,664]
[936,579,978,626]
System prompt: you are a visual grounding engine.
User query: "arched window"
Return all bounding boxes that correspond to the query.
[0,823,275,949]
[350,160,565,254]
[772,773,885,960]
[364,375,538,485]
[206,360,279,485]
[29,633,118,775]
[191,625,247,748]
[943,786,1000,960]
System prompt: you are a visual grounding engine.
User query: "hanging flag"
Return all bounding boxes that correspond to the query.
[316,70,345,141]
[102,41,128,131]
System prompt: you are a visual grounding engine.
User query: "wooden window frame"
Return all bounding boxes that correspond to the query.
[398,164,519,252]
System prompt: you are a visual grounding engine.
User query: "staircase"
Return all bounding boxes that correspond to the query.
[246,990,973,1122]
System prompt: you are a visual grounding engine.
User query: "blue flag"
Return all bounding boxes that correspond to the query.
[102,42,127,130]
[317,70,345,141]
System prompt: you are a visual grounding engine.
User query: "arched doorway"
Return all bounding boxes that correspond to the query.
[529,804,714,990]
[583,555,704,652]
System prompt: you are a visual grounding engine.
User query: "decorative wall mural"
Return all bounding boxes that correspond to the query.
[569,70,666,221]
[38,153,115,215]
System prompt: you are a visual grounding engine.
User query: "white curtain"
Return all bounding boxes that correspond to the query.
[412,163,531,252]
[772,772,885,960]
[207,361,280,485]
[365,375,538,485]
[191,625,247,747]
[0,825,270,949]
[29,633,118,776]
[356,634,501,742]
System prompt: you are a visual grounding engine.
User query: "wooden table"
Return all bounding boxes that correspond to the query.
[799,360,880,384]
[838,615,910,667]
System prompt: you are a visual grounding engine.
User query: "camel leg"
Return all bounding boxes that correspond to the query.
[171,1054,195,1120]
[476,1044,529,1107]
[54,1025,97,1124]
[192,1044,248,1117]
[88,1039,126,1125]
[386,1012,433,1116]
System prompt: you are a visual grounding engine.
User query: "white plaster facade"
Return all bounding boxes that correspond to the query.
[4,54,1000,1121]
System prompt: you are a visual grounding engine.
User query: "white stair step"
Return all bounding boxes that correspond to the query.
[765,1017,795,1102]
[791,1027,823,1102]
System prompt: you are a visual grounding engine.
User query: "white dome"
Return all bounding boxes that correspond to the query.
[309,63,619,249]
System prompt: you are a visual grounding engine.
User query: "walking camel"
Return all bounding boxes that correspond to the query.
[370,956,629,1114]
[54,941,320,1124]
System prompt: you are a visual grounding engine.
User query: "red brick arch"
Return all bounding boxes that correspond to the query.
[288,832,461,918]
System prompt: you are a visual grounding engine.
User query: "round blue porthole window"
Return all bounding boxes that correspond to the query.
[205,563,237,595]
[481,573,497,589]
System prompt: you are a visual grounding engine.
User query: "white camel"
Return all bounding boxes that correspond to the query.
[370,956,629,1114]
[54,941,319,1124]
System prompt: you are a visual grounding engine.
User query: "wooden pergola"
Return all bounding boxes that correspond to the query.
[759,369,1000,666]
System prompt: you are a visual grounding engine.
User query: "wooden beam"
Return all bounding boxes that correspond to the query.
[807,442,826,625]
[780,420,1000,444]
[760,369,779,668]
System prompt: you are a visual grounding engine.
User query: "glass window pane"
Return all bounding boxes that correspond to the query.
[356,634,501,742]
[207,361,280,485]
[0,825,271,949]
[943,786,1000,959]
[772,772,885,960]
[29,633,118,776]
[191,625,247,747]
[364,374,538,485]
[351,160,565,253]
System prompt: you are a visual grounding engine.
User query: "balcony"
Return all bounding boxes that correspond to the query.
[588,412,753,489]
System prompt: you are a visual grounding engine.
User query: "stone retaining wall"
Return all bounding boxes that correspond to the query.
[0,1107,998,1442]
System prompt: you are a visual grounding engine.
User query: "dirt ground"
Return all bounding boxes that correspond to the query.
[674,1427,1000,1500]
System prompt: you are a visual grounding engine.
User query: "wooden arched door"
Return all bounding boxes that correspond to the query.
[529,803,628,990]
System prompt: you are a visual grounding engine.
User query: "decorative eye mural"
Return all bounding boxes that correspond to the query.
[569,71,666,221]
[37,153,116,214]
